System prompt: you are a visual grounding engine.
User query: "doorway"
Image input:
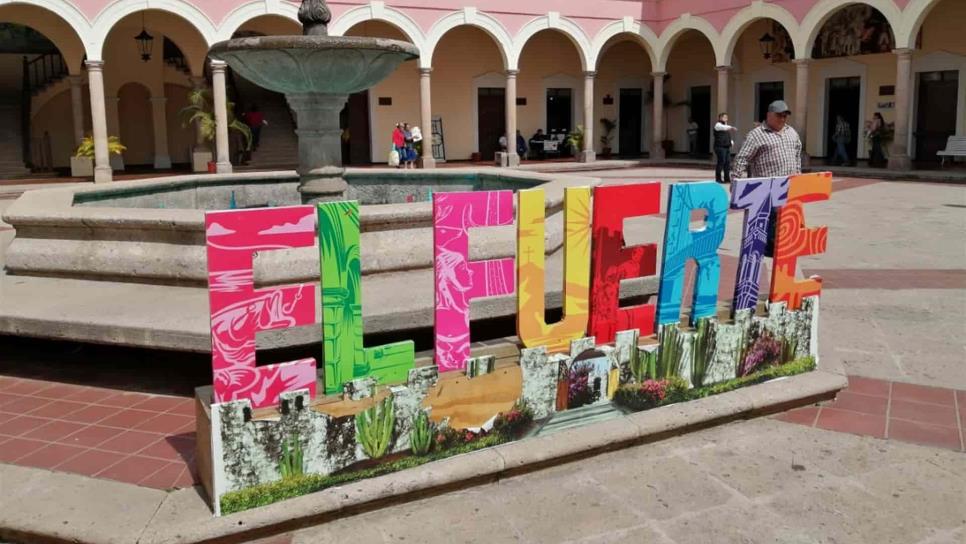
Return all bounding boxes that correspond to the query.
[546,88,573,135]
[825,77,861,161]
[618,88,643,157]
[915,70,959,163]
[755,81,785,125]
[477,87,505,161]
[689,86,711,156]
[340,90,370,165]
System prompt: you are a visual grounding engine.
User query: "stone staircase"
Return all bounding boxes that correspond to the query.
[232,76,298,171]
[531,402,626,437]
[0,104,32,179]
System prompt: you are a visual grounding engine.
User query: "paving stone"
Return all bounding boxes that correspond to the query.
[855,458,966,532]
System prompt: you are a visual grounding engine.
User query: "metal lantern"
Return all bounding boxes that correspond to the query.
[134,21,154,62]
[758,32,776,60]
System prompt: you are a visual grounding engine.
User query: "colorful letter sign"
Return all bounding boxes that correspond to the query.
[433,191,515,371]
[517,187,591,352]
[770,172,832,310]
[656,181,729,326]
[730,177,790,314]
[205,206,318,408]
[588,183,660,343]
[318,201,414,395]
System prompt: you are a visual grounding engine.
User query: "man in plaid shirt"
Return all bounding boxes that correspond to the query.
[732,100,802,180]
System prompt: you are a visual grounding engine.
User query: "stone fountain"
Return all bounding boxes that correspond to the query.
[209,0,419,203]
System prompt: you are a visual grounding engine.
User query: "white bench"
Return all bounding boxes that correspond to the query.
[937,135,966,167]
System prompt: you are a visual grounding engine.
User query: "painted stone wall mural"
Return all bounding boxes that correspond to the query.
[205,206,318,409]
[433,190,515,371]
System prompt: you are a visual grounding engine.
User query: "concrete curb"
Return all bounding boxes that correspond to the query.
[0,370,846,544]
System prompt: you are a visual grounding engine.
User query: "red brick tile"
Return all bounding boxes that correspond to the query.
[96,455,169,486]
[131,396,190,413]
[98,409,158,429]
[59,404,115,424]
[54,448,126,476]
[4,379,51,396]
[139,436,195,461]
[32,383,87,400]
[0,411,17,424]
[890,399,959,428]
[0,376,21,390]
[62,387,120,404]
[774,406,819,426]
[844,376,891,398]
[134,413,194,434]
[888,419,963,451]
[815,407,886,439]
[891,382,955,406]
[22,420,88,442]
[138,461,187,490]
[98,430,161,454]
[0,437,48,462]
[166,400,197,417]
[27,400,90,419]
[0,395,51,415]
[0,392,22,409]
[826,391,889,416]
[173,463,200,488]
[97,392,154,408]
[17,443,87,470]
[0,415,53,437]
[61,425,123,448]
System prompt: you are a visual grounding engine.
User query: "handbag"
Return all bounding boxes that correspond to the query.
[389,148,400,167]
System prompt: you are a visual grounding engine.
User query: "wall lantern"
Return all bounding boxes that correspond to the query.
[758,32,775,60]
[134,14,154,62]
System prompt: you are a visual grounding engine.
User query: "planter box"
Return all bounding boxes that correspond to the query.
[109,154,124,172]
[69,156,93,178]
[193,149,213,173]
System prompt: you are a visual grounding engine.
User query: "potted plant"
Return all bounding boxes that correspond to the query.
[71,136,126,177]
[565,125,584,157]
[180,88,252,172]
[599,118,616,158]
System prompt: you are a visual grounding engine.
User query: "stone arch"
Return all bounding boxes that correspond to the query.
[329,2,426,52]
[896,0,944,49]
[719,3,802,65]
[215,1,299,42]
[591,19,659,70]
[513,13,592,72]
[800,0,902,57]
[98,8,211,77]
[90,0,216,62]
[655,14,722,71]
[0,1,89,73]
[424,9,513,70]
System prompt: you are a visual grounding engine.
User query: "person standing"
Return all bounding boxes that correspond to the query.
[402,122,415,169]
[687,118,700,157]
[868,112,886,167]
[832,114,852,166]
[244,104,267,152]
[391,123,405,168]
[516,130,528,159]
[713,113,738,184]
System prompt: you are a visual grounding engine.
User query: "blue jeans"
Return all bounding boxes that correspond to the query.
[832,141,849,165]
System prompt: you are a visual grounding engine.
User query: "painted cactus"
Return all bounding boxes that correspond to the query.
[355,395,396,459]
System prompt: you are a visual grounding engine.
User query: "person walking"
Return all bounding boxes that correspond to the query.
[244,104,267,151]
[713,113,738,184]
[832,115,852,166]
[402,122,415,169]
[868,112,886,167]
[391,123,405,168]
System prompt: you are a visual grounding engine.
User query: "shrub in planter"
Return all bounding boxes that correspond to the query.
[355,395,395,459]
[409,410,434,456]
[567,361,600,408]
[492,400,534,438]
[739,333,783,377]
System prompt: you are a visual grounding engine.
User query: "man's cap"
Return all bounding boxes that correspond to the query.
[768,100,791,114]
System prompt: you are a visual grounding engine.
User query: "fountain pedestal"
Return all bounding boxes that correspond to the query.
[288,93,350,203]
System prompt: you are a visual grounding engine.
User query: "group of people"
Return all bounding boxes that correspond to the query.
[499,130,530,158]
[711,100,803,185]
[390,122,422,169]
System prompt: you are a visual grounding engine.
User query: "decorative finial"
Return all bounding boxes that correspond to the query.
[299,0,331,36]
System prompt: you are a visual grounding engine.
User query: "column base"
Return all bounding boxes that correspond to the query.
[93,166,112,183]
[216,161,233,174]
[420,156,436,169]
[299,167,348,204]
[578,150,596,163]
[495,152,519,167]
[153,155,172,169]
[888,155,912,170]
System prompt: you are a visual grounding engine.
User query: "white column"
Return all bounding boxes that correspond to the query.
[149,96,171,169]
[211,60,232,174]
[580,71,596,162]
[793,59,810,163]
[504,69,519,166]
[651,71,665,159]
[84,60,111,183]
[419,67,435,169]
[716,66,730,117]
[68,75,85,145]
[889,48,913,170]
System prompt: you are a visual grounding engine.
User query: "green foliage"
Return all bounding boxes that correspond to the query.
[565,125,584,154]
[179,87,252,150]
[630,347,648,383]
[691,318,717,388]
[409,410,434,456]
[220,434,509,515]
[73,135,126,158]
[492,399,534,438]
[278,434,304,479]
[656,325,686,379]
[355,395,395,459]
[781,336,798,364]
[614,357,816,412]
[599,118,617,148]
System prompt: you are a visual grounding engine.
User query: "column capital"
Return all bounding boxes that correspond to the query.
[716,65,731,72]
[149,96,168,104]
[792,58,812,66]
[419,67,432,76]
[84,59,104,71]
[68,74,84,86]
[651,71,666,78]
[893,48,914,59]
[505,69,519,78]
[210,59,228,72]
[583,70,596,79]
